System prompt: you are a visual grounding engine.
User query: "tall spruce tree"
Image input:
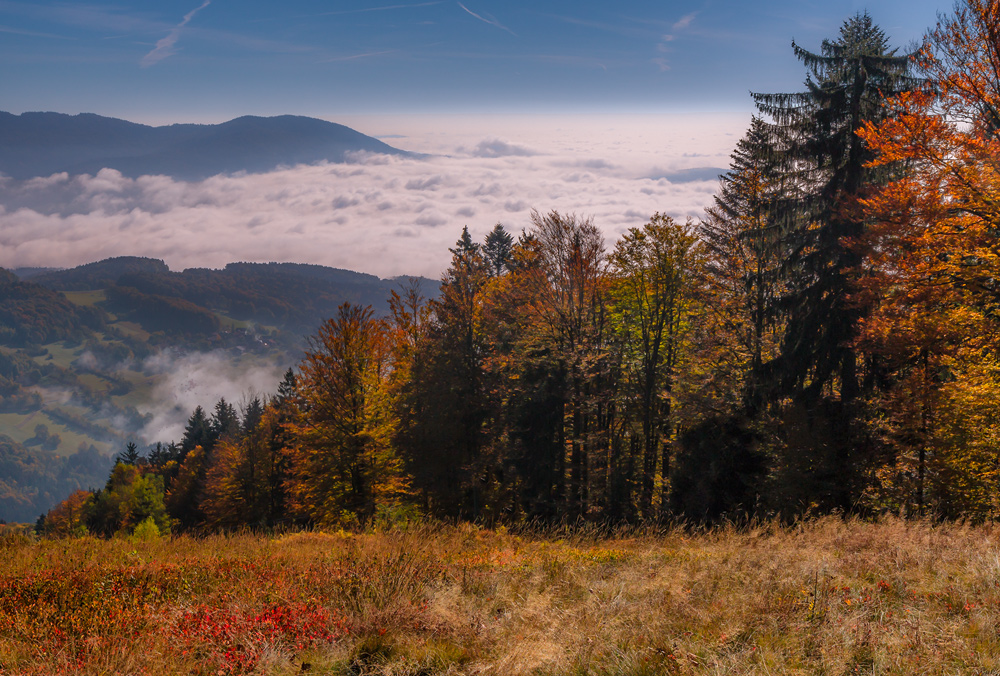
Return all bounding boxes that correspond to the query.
[483,223,515,277]
[750,13,920,513]
[701,117,785,413]
[754,13,919,403]
[396,227,490,519]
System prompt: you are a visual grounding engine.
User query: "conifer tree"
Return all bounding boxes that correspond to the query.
[181,406,213,457]
[701,117,785,412]
[741,14,922,512]
[483,223,514,277]
[396,227,489,518]
[754,12,919,403]
[211,398,240,442]
[117,441,141,466]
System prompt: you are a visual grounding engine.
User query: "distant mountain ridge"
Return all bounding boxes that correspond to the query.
[26,256,437,336]
[0,112,412,180]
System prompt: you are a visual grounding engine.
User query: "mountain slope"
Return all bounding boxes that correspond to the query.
[0,258,439,521]
[30,258,437,337]
[0,112,411,180]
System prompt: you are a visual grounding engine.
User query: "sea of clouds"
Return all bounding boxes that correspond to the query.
[2,112,752,445]
[0,113,749,279]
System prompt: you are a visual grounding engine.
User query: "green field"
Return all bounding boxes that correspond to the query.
[33,341,80,370]
[61,290,107,307]
[0,411,112,457]
[111,320,150,341]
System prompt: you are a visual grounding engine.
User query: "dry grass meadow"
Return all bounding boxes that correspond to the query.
[1,518,999,675]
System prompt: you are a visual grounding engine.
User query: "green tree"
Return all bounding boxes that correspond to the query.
[211,398,240,442]
[751,13,920,513]
[86,463,170,536]
[202,404,288,529]
[701,117,785,413]
[483,223,515,277]
[117,441,140,466]
[397,228,490,519]
[181,406,213,457]
[610,214,700,518]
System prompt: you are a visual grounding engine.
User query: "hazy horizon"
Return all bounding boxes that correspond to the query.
[1,1,948,278]
[0,111,749,279]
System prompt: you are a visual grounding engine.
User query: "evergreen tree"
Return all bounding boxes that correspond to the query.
[753,13,919,403]
[701,117,785,413]
[147,442,171,468]
[240,396,264,435]
[483,223,515,277]
[752,13,920,512]
[450,225,480,259]
[117,441,141,466]
[275,368,297,406]
[397,227,490,519]
[181,406,213,457]
[211,398,240,442]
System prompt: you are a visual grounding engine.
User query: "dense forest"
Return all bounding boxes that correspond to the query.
[30,257,435,339]
[40,3,1000,534]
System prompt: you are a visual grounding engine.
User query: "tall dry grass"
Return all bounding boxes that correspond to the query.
[1,517,999,674]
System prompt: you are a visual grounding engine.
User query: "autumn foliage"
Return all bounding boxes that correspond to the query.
[38,1,1000,534]
[857,0,1000,516]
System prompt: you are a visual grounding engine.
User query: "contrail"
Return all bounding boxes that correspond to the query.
[141,0,211,67]
[457,2,515,36]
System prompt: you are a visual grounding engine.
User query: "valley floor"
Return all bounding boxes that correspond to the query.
[1,518,998,674]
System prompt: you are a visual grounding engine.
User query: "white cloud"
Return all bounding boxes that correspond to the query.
[672,13,697,32]
[138,349,287,442]
[466,138,537,158]
[656,12,697,71]
[0,113,748,279]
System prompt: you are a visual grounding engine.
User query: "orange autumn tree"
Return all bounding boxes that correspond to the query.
[43,489,91,536]
[859,0,1000,517]
[286,302,406,527]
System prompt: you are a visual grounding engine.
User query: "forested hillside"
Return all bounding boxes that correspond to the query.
[41,3,1000,534]
[0,269,106,347]
[0,259,434,523]
[30,257,435,339]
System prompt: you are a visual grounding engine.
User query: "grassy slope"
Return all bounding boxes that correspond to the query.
[0,412,97,458]
[60,290,106,307]
[1,518,999,675]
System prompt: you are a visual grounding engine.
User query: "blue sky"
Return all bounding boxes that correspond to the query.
[1,0,946,123]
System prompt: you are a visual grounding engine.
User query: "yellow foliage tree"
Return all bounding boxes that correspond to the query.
[286,303,406,527]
